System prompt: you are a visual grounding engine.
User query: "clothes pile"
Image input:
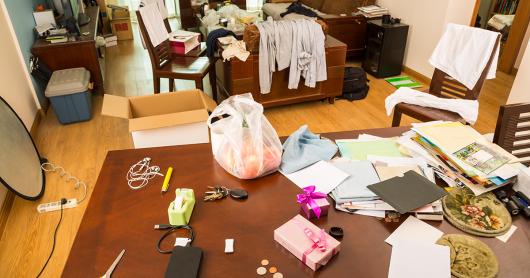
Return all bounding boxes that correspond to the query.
[255,17,327,94]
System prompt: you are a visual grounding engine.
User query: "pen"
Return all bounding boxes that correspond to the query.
[161,167,173,193]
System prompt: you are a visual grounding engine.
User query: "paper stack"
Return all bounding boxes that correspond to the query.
[358,5,389,18]
[406,121,520,195]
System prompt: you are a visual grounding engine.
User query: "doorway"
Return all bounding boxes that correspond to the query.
[474,0,530,74]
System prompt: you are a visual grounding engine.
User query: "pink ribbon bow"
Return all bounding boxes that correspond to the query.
[301,228,328,265]
[297,185,327,218]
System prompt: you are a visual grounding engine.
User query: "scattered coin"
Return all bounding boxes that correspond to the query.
[273,272,284,278]
[269,266,278,274]
[256,267,267,275]
[260,259,269,266]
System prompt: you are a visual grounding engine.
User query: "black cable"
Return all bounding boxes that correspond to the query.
[156,225,194,254]
[36,198,66,278]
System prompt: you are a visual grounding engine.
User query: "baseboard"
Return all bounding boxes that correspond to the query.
[0,191,14,239]
[0,110,42,239]
[402,66,432,86]
[30,109,43,139]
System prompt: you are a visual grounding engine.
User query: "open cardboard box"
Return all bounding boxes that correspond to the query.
[102,89,217,149]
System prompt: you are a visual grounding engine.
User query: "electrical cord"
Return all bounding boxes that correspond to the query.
[126,158,163,190]
[156,225,194,254]
[36,198,66,278]
[41,163,89,204]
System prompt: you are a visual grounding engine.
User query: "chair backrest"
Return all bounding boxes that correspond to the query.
[136,10,172,70]
[428,34,501,100]
[493,102,530,166]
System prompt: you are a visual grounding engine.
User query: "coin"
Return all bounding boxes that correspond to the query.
[256,267,267,275]
[273,273,283,278]
[269,266,278,273]
[260,259,269,266]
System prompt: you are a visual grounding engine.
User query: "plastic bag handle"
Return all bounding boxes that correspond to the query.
[207,95,263,127]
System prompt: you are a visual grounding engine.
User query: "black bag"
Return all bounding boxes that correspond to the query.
[165,246,203,278]
[340,67,369,101]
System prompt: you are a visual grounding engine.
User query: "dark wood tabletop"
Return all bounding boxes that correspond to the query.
[62,127,530,277]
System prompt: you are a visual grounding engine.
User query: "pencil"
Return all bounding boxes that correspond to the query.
[161,167,173,193]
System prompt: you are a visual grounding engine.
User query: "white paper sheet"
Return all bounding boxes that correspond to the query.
[496,225,517,243]
[284,161,349,194]
[385,216,444,246]
[388,241,450,278]
[138,3,169,47]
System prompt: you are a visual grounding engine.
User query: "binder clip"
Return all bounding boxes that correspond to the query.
[168,188,196,225]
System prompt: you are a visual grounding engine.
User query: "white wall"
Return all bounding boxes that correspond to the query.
[515,25,530,69]
[0,2,40,206]
[507,40,530,104]
[377,0,476,77]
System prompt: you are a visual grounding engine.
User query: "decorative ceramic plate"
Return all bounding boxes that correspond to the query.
[436,234,498,278]
[442,187,511,237]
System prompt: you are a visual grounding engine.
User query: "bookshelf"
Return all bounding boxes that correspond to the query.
[488,0,519,17]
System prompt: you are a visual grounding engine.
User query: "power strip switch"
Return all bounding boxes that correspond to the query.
[37,198,78,213]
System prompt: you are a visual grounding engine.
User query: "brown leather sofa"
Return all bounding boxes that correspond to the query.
[263,0,376,57]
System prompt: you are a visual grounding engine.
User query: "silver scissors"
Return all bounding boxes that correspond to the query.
[101,249,125,278]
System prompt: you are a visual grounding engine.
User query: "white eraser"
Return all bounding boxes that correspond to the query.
[174,196,184,209]
[225,239,234,254]
[175,237,190,247]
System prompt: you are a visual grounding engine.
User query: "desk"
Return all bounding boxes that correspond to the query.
[31,6,104,93]
[63,127,530,277]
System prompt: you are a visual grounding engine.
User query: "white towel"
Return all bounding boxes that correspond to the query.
[385,87,479,124]
[429,23,500,90]
[138,3,169,47]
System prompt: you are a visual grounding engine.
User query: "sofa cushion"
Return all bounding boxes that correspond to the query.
[300,0,325,10]
[321,0,375,15]
[262,3,292,20]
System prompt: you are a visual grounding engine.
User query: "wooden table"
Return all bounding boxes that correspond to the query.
[32,6,104,93]
[62,127,530,277]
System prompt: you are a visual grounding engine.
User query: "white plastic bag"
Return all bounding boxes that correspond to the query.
[207,93,282,179]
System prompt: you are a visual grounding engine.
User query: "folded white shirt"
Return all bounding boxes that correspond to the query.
[385,87,479,124]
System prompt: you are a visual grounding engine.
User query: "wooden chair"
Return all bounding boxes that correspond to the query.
[493,102,530,166]
[136,10,217,100]
[391,34,501,127]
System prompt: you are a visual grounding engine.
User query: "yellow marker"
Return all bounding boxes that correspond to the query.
[161,167,173,193]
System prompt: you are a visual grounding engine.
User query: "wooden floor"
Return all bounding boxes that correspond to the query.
[0,22,515,277]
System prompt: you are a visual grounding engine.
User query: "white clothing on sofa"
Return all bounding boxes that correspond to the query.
[428,23,500,90]
[385,87,479,124]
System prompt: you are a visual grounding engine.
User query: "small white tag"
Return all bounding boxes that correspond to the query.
[225,239,234,254]
[496,225,517,243]
[174,237,190,247]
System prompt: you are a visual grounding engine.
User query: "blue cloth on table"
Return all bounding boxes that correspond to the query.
[280,125,338,174]
[206,29,237,57]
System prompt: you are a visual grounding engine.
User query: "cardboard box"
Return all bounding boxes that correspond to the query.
[112,8,130,19]
[101,89,217,149]
[110,18,133,40]
[274,215,340,271]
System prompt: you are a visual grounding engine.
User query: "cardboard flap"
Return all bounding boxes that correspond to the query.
[101,94,131,119]
[129,109,208,132]
[198,91,218,112]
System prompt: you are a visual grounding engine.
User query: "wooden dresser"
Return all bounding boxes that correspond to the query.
[215,35,347,108]
[31,6,104,93]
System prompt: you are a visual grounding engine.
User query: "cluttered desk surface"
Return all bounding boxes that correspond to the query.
[62,126,530,277]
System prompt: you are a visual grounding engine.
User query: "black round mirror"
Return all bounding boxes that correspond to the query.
[0,96,44,200]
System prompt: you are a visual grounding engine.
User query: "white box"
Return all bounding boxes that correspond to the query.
[101,89,217,149]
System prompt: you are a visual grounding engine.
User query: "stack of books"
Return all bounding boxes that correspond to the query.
[408,121,520,196]
[45,28,68,44]
[358,5,389,18]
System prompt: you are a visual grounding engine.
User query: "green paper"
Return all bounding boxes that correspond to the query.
[337,140,403,160]
[385,76,422,89]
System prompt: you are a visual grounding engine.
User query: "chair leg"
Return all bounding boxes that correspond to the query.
[392,108,402,127]
[169,78,174,92]
[209,68,217,102]
[153,77,161,94]
[195,79,204,91]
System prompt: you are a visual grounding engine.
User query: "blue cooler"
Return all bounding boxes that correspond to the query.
[45,67,92,124]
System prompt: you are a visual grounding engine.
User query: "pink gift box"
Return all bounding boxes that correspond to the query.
[274,215,340,271]
[300,198,330,219]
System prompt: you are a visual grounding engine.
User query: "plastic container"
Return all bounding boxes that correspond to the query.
[45,67,91,124]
